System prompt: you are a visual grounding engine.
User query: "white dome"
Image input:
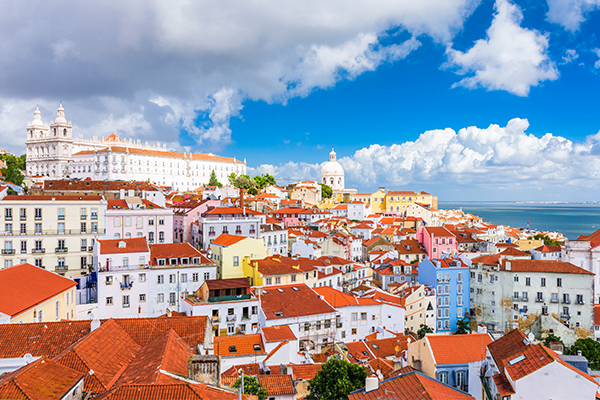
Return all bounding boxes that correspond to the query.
[322,160,344,176]
[30,107,44,127]
[54,103,67,124]
[321,148,345,191]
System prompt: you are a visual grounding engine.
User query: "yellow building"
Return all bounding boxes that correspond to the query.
[0,263,77,323]
[352,189,437,214]
[0,195,107,278]
[351,188,386,213]
[242,257,318,287]
[210,234,267,279]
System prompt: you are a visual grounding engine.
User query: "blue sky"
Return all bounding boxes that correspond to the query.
[1,0,600,200]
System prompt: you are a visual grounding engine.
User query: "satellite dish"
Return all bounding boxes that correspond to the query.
[407,337,412,344]
[528,333,535,343]
[376,369,384,380]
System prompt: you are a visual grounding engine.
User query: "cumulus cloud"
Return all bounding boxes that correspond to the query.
[594,49,600,69]
[446,0,558,96]
[252,118,600,197]
[0,0,479,153]
[561,49,579,64]
[546,0,600,31]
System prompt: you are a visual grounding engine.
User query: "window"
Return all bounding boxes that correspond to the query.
[536,292,543,302]
[114,217,121,227]
[106,296,113,305]
[157,293,164,303]
[159,217,164,225]
[91,208,98,220]
[34,208,42,220]
[513,292,519,300]
[563,293,570,303]
[542,306,548,315]
[139,293,146,302]
[169,292,176,306]
[351,312,357,321]
[525,277,531,286]
[80,208,87,220]
[522,291,528,301]
[551,293,558,303]
[157,275,164,284]
[106,276,113,285]
[81,256,87,269]
[181,273,187,283]
[81,239,87,251]
[457,272,462,282]
[4,208,12,221]
[80,222,87,233]
[457,307,463,318]
[275,277,281,284]
[159,231,164,243]
[20,223,26,234]
[20,240,26,254]
[304,322,310,331]
[477,274,482,282]
[351,328,357,335]
[360,312,367,321]
[4,223,12,235]
[91,222,98,233]
[457,284,463,294]
[266,278,272,285]
[125,217,131,227]
[438,372,448,384]
[148,217,154,226]
[233,256,239,267]
[541,277,546,287]
[136,217,143,229]
[122,295,130,308]
[457,296,462,306]
[34,258,42,268]
[169,274,176,283]
[148,232,154,244]
[139,273,146,282]
[19,208,26,220]
[514,276,519,282]
[57,222,64,235]
[193,273,199,282]
[34,223,41,235]
[577,294,584,304]
[557,278,562,287]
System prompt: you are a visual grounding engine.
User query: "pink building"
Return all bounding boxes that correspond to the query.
[171,199,220,244]
[417,226,457,258]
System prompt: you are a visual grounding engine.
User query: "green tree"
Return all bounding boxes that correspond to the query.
[307,357,367,400]
[533,233,563,246]
[247,187,258,195]
[455,318,471,335]
[227,172,237,186]
[319,183,333,199]
[0,153,26,186]
[232,375,267,400]
[541,333,564,348]
[566,338,600,368]
[208,170,223,188]
[254,173,276,189]
[417,324,434,339]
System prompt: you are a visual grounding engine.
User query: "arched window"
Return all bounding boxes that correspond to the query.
[330,178,334,185]
[63,128,67,136]
[53,128,57,136]
[438,371,448,384]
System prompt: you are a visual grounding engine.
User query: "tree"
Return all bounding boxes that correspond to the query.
[232,375,267,400]
[533,233,563,246]
[319,183,333,199]
[455,318,471,335]
[208,170,223,188]
[566,338,600,367]
[417,324,434,339]
[247,187,258,195]
[307,357,367,400]
[0,153,26,186]
[541,333,564,348]
[254,173,276,189]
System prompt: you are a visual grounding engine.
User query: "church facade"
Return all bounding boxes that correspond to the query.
[25,105,246,191]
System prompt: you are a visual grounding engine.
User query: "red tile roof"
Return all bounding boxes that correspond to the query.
[149,243,211,265]
[214,334,265,357]
[349,371,475,400]
[109,316,209,348]
[426,333,492,365]
[498,247,530,257]
[487,329,530,373]
[366,336,411,359]
[423,227,455,237]
[3,195,103,201]
[261,326,297,342]
[253,259,299,276]
[0,357,84,400]
[346,341,375,364]
[211,234,249,247]
[532,244,562,253]
[98,237,149,254]
[503,343,553,381]
[54,319,141,392]
[289,363,322,381]
[259,284,337,320]
[471,254,500,265]
[314,286,380,307]
[500,259,594,275]
[492,372,515,396]
[0,263,76,318]
[258,374,296,396]
[107,199,129,209]
[95,382,255,400]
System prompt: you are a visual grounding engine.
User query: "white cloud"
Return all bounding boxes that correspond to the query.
[561,49,579,64]
[594,49,600,69]
[446,0,558,96]
[252,118,600,198]
[546,0,600,31]
[0,0,480,153]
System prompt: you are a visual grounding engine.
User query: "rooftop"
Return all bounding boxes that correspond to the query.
[261,326,297,343]
[500,259,594,275]
[259,284,337,320]
[426,333,492,365]
[98,237,149,254]
[214,334,265,357]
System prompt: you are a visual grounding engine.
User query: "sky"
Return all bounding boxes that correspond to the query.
[1,0,600,201]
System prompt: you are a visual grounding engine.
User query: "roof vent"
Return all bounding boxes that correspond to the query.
[229,346,237,353]
[508,354,526,366]
[253,344,262,351]
[118,241,126,248]
[277,288,284,293]
[292,287,299,291]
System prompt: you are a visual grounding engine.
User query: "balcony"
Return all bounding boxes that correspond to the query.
[88,246,94,251]
[58,215,65,221]
[81,246,87,251]
[551,297,559,303]
[20,216,26,221]
[4,228,106,236]
[208,231,216,236]
[56,265,68,271]
[120,282,133,290]
[55,247,68,253]
[226,314,237,322]
[576,300,585,305]
[235,230,242,235]
[535,297,543,303]
[560,313,571,319]
[32,248,45,254]
[211,315,221,323]
[522,297,529,302]
[562,298,571,304]
[1,249,15,254]
[4,216,12,221]
[35,216,42,220]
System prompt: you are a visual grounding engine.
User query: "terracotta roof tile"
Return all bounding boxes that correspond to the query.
[109,316,209,348]
[95,382,255,400]
[98,237,149,255]
[289,364,322,381]
[149,243,211,265]
[500,259,594,275]
[426,333,492,365]
[366,336,410,359]
[257,374,296,396]
[259,284,337,320]
[349,371,475,400]
[214,334,265,357]
[503,344,553,381]
[595,305,600,326]
[0,357,84,400]
[498,247,530,257]
[492,373,515,396]
[107,199,129,209]
[0,263,76,318]
[346,341,375,364]
[74,145,245,164]
[423,227,455,237]
[487,329,530,373]
[261,326,297,342]
[3,195,103,201]
[211,234,249,247]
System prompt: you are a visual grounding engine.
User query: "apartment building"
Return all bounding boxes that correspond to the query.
[105,198,174,243]
[0,195,106,278]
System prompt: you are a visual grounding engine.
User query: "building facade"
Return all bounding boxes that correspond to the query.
[25,105,246,191]
[0,195,106,278]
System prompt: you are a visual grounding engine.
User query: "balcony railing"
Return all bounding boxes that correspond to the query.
[576,300,585,305]
[56,265,68,271]
[560,313,571,319]
[551,297,559,303]
[55,247,68,253]
[32,248,45,254]
[1,228,106,236]
[208,231,216,236]
[241,314,250,321]
[212,315,221,323]
[120,282,133,290]
[562,298,571,304]
[535,297,543,303]
[1,249,15,254]
[226,314,237,322]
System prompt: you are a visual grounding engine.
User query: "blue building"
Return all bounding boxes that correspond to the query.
[418,258,470,333]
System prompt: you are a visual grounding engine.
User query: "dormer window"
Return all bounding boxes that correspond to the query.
[181,258,188,265]
[193,257,200,264]
[170,258,178,265]
[158,259,165,266]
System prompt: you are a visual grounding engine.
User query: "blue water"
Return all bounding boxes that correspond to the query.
[439,202,600,240]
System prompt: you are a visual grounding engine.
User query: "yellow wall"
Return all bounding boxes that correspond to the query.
[407,337,437,378]
[242,258,318,288]
[11,286,77,323]
[516,239,544,251]
[211,238,267,280]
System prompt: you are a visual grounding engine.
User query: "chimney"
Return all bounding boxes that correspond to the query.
[505,261,511,271]
[365,375,379,393]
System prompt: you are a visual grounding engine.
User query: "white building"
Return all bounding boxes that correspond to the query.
[0,195,106,278]
[25,104,246,191]
[321,149,344,192]
[94,238,217,318]
[195,207,264,251]
[106,198,174,243]
[531,244,562,260]
[183,278,259,336]
[260,222,288,256]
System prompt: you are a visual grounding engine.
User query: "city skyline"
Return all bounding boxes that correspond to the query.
[0,0,599,200]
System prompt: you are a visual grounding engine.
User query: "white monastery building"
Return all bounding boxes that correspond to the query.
[26,104,246,191]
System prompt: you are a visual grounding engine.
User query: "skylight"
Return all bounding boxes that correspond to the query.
[253,344,262,351]
[229,346,237,353]
[508,354,526,366]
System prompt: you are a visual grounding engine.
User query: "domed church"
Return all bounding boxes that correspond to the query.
[321,148,345,191]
